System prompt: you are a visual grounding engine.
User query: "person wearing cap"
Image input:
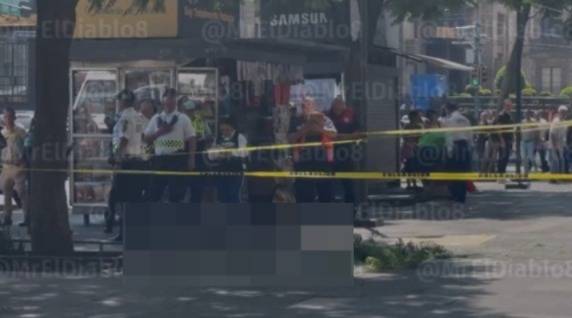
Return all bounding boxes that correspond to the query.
[549,105,568,175]
[143,88,197,202]
[106,89,148,240]
[441,103,472,203]
[181,99,212,203]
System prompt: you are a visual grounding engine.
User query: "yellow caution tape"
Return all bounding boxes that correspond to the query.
[27,167,572,182]
[183,119,569,156]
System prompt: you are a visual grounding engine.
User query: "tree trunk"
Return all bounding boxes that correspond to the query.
[499,4,531,102]
[30,0,79,255]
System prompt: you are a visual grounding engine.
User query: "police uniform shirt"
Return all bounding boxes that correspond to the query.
[442,110,472,152]
[208,131,248,160]
[113,108,147,158]
[144,111,196,155]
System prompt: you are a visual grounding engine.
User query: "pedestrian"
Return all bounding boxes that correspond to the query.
[143,88,197,203]
[417,110,446,173]
[288,97,337,203]
[208,118,247,203]
[476,110,489,172]
[535,110,550,173]
[521,110,540,174]
[106,90,149,241]
[181,99,213,203]
[401,110,424,190]
[441,103,473,203]
[549,105,568,177]
[566,116,572,173]
[328,97,362,208]
[482,110,501,173]
[0,108,27,227]
[495,99,514,174]
[139,99,157,122]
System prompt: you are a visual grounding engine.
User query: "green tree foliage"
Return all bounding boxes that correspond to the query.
[560,86,572,98]
[385,0,572,101]
[494,65,528,92]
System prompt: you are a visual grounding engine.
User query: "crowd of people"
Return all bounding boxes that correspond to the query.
[400,99,572,202]
[0,86,367,236]
[5,87,571,235]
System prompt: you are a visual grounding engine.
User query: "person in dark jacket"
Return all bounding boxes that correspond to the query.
[495,99,514,174]
[208,118,248,203]
[328,97,363,207]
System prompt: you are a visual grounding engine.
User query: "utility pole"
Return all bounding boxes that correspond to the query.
[473,2,482,117]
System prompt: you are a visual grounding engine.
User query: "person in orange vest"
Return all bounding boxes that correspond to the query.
[288,97,337,202]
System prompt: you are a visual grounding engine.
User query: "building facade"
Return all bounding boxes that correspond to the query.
[395,0,516,98]
[0,0,36,110]
[523,8,572,96]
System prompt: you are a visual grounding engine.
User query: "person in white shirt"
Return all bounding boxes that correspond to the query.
[441,103,472,203]
[106,90,149,239]
[207,118,248,203]
[144,88,196,203]
[535,110,551,172]
[549,105,568,174]
[521,110,540,174]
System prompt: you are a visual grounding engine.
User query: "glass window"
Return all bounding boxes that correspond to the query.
[553,68,562,93]
[70,69,118,206]
[72,70,118,135]
[542,67,563,95]
[497,13,506,38]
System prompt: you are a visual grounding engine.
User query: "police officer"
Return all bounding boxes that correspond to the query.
[442,103,473,203]
[107,90,148,241]
[208,118,248,203]
[181,99,212,203]
[144,88,196,202]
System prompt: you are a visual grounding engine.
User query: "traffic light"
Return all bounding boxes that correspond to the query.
[471,67,480,86]
[481,65,489,85]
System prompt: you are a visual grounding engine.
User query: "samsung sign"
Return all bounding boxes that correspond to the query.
[261,0,351,44]
[270,12,329,27]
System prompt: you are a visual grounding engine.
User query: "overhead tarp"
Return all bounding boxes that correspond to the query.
[70,38,349,67]
[411,53,474,72]
[378,47,474,72]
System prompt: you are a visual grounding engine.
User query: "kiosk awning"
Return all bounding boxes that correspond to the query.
[70,38,350,69]
[378,46,474,72]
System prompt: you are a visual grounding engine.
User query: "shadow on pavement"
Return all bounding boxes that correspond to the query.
[0,259,515,318]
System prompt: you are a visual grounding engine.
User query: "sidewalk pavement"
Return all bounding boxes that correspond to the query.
[2,182,572,317]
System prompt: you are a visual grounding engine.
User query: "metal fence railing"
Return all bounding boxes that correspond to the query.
[0,38,33,109]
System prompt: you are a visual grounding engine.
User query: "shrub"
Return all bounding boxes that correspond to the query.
[354,236,451,272]
[495,65,528,92]
[560,86,572,98]
[539,91,553,97]
[464,84,478,96]
[478,88,493,96]
[522,87,538,97]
